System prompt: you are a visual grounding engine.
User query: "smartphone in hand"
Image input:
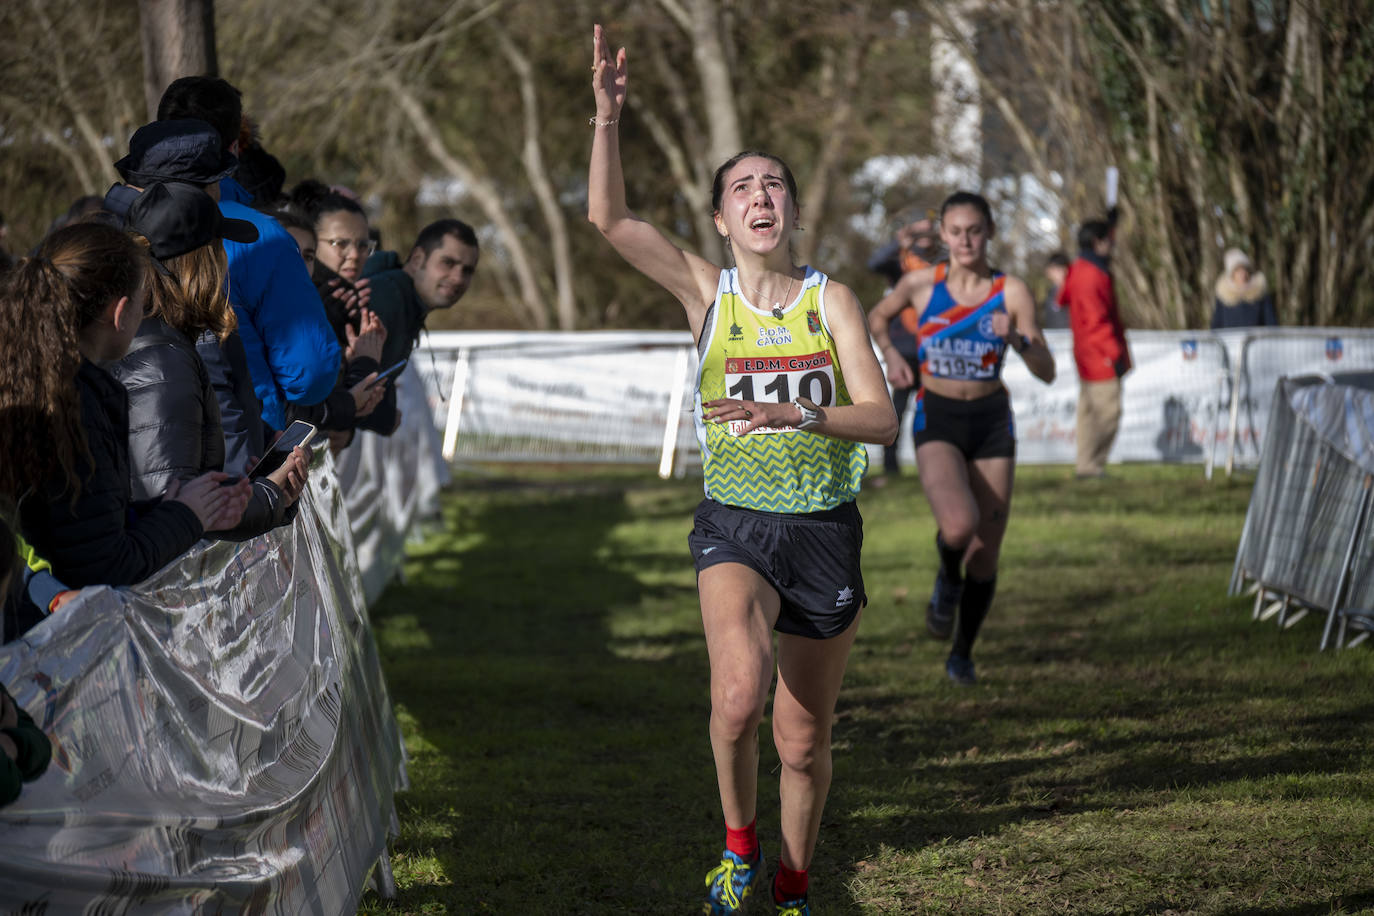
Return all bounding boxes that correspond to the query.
[371,358,408,385]
[247,420,317,479]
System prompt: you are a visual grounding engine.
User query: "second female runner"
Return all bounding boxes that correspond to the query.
[868,191,1055,686]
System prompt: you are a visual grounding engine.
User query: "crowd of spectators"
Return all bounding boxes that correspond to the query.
[0,75,479,807]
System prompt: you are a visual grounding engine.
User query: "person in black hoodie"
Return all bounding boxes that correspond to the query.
[110,181,310,539]
[0,222,246,630]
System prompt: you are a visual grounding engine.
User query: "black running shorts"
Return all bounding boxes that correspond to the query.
[912,387,1016,460]
[688,498,865,640]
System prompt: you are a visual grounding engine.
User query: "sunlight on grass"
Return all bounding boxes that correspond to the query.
[376,614,434,652]
[361,466,1374,915]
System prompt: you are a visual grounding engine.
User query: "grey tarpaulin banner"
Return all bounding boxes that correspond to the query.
[334,362,452,604]
[1287,374,1374,475]
[0,455,404,913]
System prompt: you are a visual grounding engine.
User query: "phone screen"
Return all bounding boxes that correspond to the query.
[248,421,317,479]
[373,359,408,383]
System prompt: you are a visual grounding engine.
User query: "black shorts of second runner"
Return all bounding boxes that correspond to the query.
[912,386,1016,460]
[688,498,865,640]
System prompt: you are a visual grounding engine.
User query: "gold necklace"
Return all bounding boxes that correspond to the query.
[742,271,797,320]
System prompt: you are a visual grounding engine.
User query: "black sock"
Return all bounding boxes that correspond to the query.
[952,574,996,658]
[936,532,965,585]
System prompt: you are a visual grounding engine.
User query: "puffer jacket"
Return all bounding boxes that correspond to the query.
[110,318,293,542]
[1211,271,1278,329]
[18,360,203,588]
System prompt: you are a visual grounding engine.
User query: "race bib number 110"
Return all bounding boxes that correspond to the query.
[723,351,836,435]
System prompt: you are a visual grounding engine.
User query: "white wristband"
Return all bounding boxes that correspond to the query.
[792,399,820,429]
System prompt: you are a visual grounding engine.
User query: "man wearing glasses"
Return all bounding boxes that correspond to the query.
[363,219,481,371]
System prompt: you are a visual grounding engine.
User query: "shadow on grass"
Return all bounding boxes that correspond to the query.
[1208,889,1374,915]
[360,476,727,914]
[357,467,1368,914]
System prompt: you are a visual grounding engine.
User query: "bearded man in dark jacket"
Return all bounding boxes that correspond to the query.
[362,218,480,371]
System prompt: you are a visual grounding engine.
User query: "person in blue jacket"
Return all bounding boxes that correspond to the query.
[153,77,341,433]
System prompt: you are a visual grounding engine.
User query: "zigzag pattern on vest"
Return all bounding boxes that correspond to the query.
[705,431,866,513]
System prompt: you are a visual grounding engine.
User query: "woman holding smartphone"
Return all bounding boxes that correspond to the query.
[588,24,895,916]
[111,180,310,540]
[0,220,247,636]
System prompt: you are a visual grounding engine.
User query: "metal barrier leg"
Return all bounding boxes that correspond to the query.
[370,850,398,899]
[1320,481,1373,650]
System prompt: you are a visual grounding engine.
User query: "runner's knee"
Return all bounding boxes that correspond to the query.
[772,716,830,776]
[711,678,768,738]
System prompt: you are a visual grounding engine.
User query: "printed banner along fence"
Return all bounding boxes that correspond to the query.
[416,328,1374,475]
[0,368,450,912]
[0,458,403,912]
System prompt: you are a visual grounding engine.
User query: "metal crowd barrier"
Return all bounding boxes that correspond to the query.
[1230,373,1374,649]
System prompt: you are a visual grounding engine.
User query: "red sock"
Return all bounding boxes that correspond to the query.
[773,860,808,902]
[725,819,758,860]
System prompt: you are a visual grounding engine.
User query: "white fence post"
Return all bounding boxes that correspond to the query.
[659,346,690,479]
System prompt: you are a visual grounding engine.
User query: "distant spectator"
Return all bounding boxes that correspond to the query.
[363,218,480,378]
[1041,251,1071,330]
[0,223,246,640]
[867,213,940,479]
[156,77,342,433]
[1212,247,1277,329]
[235,141,288,209]
[111,180,310,541]
[44,196,104,238]
[1059,211,1131,478]
[267,205,317,274]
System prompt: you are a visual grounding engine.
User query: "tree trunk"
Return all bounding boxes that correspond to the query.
[138,0,218,120]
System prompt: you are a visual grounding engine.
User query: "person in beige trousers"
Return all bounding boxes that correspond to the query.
[1058,213,1131,477]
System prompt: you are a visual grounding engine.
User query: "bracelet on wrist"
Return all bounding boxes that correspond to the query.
[589,116,619,128]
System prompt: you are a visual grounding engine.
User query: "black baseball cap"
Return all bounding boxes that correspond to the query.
[115,119,239,186]
[126,181,258,267]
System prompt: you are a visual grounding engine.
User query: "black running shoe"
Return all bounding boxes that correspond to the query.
[926,570,961,639]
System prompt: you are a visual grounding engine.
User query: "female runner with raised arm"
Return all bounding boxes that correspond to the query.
[587,24,896,916]
[868,191,1055,686]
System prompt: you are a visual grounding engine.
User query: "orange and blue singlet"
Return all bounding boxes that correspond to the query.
[909,263,1014,443]
[914,262,1009,383]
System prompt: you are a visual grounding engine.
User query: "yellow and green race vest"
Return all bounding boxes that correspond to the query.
[694,267,867,513]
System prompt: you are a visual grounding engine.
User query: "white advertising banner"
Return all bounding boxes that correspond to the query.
[419,331,698,465]
[334,363,452,603]
[414,328,1374,473]
[997,330,1231,467]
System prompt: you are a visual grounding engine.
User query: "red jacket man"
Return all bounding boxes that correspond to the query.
[1058,218,1130,476]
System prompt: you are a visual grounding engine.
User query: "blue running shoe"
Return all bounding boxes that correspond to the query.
[703,848,763,914]
[946,652,977,686]
[926,570,961,639]
[775,897,810,915]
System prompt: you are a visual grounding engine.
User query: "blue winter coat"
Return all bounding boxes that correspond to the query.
[219,177,341,429]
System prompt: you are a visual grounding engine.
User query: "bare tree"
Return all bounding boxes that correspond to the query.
[138,0,218,120]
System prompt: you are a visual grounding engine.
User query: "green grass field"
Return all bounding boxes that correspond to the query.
[359,465,1374,915]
